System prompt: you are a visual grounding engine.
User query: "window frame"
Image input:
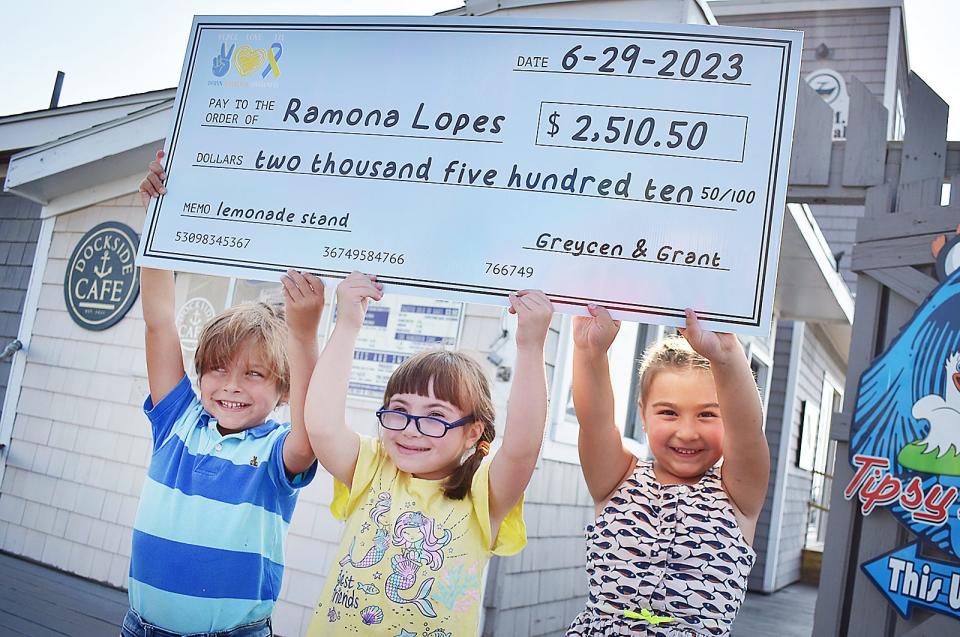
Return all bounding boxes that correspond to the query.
[546,315,654,461]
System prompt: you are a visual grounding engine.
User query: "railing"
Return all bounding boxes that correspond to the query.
[806,467,833,548]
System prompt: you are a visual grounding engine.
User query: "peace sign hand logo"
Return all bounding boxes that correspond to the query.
[212,43,235,77]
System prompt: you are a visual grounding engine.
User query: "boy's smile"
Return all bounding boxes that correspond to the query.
[199,345,284,434]
[216,399,250,410]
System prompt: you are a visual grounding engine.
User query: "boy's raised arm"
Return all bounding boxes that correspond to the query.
[488,290,553,536]
[280,270,324,476]
[572,305,636,506]
[138,151,186,403]
[303,272,382,488]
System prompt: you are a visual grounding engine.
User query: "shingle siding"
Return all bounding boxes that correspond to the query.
[0,179,42,422]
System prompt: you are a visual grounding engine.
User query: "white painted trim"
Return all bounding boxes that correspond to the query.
[9,101,169,164]
[790,204,855,324]
[710,0,902,16]
[42,174,142,219]
[4,103,170,193]
[549,315,579,445]
[898,1,910,74]
[746,336,774,369]
[225,278,239,307]
[762,315,778,417]
[0,214,55,487]
[762,320,805,592]
[0,89,174,126]
[744,328,776,419]
[820,371,843,433]
[882,6,901,139]
[455,0,715,22]
[541,438,581,464]
[694,0,719,25]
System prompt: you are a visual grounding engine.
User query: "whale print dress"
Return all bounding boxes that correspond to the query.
[567,461,756,636]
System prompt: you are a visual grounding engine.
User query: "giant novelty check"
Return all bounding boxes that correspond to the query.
[138,16,802,334]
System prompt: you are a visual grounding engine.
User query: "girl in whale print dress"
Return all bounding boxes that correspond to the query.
[567,306,769,636]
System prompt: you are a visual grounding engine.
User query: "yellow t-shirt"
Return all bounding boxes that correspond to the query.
[306,435,526,636]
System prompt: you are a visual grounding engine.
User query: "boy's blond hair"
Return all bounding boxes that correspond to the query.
[193,302,290,397]
[636,335,711,405]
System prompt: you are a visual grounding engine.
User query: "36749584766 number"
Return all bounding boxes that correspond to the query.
[322,246,405,264]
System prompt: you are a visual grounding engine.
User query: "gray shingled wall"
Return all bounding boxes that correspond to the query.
[483,458,593,636]
[0,177,42,420]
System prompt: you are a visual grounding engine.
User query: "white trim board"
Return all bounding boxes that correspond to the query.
[883,6,902,139]
[4,103,170,204]
[0,215,55,488]
[710,0,903,16]
[0,89,174,126]
[762,319,805,592]
[42,174,143,219]
[793,204,854,324]
[0,90,174,154]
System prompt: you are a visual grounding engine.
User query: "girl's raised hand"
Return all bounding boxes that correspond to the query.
[138,149,166,210]
[573,304,620,356]
[335,271,383,330]
[509,290,554,349]
[679,308,742,363]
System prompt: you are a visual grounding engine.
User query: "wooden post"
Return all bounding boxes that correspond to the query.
[789,82,833,186]
[812,71,956,635]
[842,77,887,187]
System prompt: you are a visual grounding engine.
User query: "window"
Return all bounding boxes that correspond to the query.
[173,272,232,381]
[796,399,819,471]
[745,341,773,418]
[549,316,650,455]
[231,278,285,307]
[806,375,843,547]
[892,90,905,141]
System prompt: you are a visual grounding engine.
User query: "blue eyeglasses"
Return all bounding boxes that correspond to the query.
[375,409,474,438]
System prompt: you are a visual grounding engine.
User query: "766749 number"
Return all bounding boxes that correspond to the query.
[485,263,534,278]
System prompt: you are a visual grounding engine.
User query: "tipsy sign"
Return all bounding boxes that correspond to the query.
[846,231,960,621]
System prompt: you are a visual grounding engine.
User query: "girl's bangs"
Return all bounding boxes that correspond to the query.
[384,351,480,411]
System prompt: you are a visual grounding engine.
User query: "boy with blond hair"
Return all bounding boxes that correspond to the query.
[124,151,322,637]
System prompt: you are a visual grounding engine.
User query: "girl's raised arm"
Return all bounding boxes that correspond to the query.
[681,309,769,520]
[303,272,382,488]
[488,290,553,537]
[279,270,324,476]
[572,305,636,506]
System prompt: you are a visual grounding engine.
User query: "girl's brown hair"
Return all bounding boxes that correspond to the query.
[193,302,290,398]
[383,350,495,500]
[636,335,712,406]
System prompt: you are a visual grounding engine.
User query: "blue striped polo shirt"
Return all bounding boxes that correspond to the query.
[129,375,316,634]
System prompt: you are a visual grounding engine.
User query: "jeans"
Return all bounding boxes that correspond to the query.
[120,609,273,637]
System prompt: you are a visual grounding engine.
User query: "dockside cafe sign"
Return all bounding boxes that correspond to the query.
[65,222,141,331]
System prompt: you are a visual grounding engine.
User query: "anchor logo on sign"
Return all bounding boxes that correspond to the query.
[93,251,113,279]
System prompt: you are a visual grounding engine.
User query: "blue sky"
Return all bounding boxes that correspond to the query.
[3,1,958,138]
